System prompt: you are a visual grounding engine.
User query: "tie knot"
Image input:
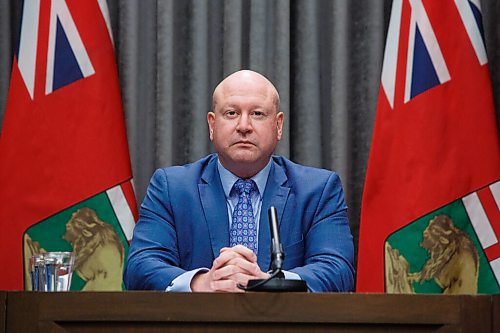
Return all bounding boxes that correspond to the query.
[233,179,256,196]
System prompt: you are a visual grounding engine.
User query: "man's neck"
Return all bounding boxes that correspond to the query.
[217,157,270,179]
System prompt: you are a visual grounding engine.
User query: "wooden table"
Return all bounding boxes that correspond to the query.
[3,292,499,332]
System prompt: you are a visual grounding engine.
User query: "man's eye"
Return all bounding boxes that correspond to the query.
[252,111,265,118]
[225,111,238,118]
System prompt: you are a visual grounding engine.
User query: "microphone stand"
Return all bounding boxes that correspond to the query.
[240,207,308,292]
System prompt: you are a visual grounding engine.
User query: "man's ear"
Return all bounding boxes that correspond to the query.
[276,112,284,140]
[207,112,215,140]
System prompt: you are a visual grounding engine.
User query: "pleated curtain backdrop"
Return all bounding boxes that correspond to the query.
[1,0,499,260]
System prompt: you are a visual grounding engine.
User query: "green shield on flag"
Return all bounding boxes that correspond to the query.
[23,191,130,291]
[385,195,500,294]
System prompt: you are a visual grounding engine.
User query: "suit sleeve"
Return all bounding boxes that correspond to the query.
[289,172,355,292]
[124,169,186,290]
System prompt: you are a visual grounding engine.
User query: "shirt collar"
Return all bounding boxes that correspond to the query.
[217,157,272,198]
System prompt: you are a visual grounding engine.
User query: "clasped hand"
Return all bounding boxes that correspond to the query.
[191,245,269,292]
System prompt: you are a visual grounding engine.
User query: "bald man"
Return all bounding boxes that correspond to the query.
[124,70,355,292]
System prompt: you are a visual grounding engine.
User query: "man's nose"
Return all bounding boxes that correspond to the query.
[236,113,252,133]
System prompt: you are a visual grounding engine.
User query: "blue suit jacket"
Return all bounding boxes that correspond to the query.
[124,154,355,292]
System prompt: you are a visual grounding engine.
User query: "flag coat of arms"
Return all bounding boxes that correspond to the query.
[0,0,137,290]
[357,0,500,293]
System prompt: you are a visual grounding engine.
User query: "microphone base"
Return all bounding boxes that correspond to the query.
[246,278,307,292]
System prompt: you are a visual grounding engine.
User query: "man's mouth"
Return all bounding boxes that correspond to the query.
[233,141,254,146]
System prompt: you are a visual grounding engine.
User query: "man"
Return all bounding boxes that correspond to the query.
[124,70,355,292]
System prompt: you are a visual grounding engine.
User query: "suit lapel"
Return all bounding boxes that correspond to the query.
[257,160,290,270]
[198,158,229,259]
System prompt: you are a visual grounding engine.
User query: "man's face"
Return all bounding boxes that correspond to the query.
[208,74,283,178]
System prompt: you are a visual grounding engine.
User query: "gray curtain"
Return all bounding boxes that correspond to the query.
[1,0,499,260]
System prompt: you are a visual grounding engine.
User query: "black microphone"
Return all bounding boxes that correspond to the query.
[242,207,308,292]
[268,206,284,275]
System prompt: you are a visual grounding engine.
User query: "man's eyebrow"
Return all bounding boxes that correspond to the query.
[219,105,238,110]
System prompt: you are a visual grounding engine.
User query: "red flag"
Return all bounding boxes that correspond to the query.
[0,0,137,290]
[357,0,500,292]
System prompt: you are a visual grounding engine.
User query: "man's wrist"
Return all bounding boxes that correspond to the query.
[167,268,209,292]
[191,270,210,292]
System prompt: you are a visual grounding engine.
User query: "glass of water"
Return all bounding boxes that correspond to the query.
[30,252,75,291]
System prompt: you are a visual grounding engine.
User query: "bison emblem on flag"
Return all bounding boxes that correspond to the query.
[385,181,500,294]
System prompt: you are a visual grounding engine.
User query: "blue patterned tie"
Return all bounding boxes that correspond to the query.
[229,179,258,254]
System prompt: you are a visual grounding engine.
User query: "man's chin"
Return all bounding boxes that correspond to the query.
[230,156,259,165]
[225,149,259,163]
[219,152,266,175]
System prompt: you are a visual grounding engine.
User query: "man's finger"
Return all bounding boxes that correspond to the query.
[210,279,244,292]
[212,250,243,270]
[212,264,246,280]
[225,257,263,277]
[227,245,257,262]
[225,272,259,285]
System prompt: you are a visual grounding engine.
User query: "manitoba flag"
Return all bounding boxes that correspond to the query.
[0,0,137,290]
[357,0,500,293]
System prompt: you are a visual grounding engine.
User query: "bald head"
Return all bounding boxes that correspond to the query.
[212,70,280,113]
[207,69,284,178]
